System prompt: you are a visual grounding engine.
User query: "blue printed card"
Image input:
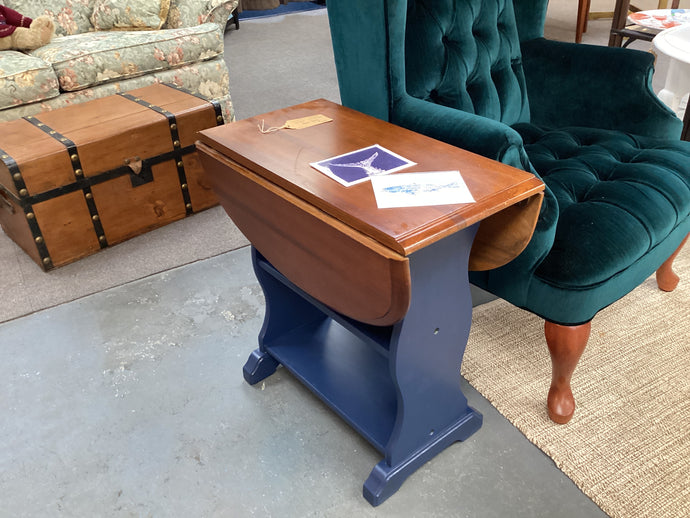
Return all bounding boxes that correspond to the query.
[310,144,416,186]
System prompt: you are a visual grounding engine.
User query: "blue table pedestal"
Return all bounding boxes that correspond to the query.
[243,224,483,506]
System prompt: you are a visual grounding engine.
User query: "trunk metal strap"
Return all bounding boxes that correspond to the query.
[162,82,225,125]
[23,115,108,251]
[118,92,195,215]
[0,145,52,268]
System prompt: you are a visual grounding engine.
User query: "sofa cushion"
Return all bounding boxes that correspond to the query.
[0,58,233,123]
[514,123,690,290]
[30,23,224,91]
[4,0,96,36]
[165,0,236,29]
[0,51,59,111]
[91,0,171,31]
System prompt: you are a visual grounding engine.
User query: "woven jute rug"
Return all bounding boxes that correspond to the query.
[462,246,689,518]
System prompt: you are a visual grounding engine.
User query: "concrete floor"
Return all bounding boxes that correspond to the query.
[1,246,608,517]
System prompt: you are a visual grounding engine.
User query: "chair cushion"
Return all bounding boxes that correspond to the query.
[0,51,60,111]
[30,23,224,92]
[514,123,690,290]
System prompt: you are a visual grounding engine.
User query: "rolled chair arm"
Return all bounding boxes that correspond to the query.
[392,94,559,278]
[470,184,559,306]
[521,38,682,139]
[392,95,531,170]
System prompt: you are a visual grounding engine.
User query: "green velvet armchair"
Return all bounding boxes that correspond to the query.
[326,0,690,423]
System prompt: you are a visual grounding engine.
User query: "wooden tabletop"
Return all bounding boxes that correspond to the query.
[198,99,543,266]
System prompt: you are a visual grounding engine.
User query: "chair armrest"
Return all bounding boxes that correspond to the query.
[392,95,531,170]
[469,184,558,305]
[521,38,682,139]
[392,95,559,276]
[167,0,239,31]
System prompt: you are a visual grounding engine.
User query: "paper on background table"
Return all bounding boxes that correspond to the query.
[371,171,475,208]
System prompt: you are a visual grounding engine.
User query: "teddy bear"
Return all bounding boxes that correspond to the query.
[0,5,54,51]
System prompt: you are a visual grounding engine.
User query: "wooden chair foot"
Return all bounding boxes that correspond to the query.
[544,321,592,424]
[576,0,591,43]
[656,235,688,292]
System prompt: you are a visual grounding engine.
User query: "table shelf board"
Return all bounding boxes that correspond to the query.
[257,258,395,356]
[265,318,398,453]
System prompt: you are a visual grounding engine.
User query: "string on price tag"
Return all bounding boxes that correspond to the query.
[258,114,333,133]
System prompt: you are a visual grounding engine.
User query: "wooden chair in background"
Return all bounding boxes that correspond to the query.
[576,0,681,44]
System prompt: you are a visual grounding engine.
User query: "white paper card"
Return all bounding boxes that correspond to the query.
[371,171,475,209]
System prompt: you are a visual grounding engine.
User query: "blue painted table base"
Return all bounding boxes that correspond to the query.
[243,224,483,506]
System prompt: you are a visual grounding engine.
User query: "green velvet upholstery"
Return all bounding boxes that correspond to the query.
[521,39,682,138]
[404,0,531,126]
[327,0,690,326]
[475,125,690,324]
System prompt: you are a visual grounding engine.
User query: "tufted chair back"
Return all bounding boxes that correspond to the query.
[327,0,551,170]
[404,0,530,126]
[326,0,549,123]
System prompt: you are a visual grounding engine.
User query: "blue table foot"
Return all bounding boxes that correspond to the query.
[243,349,280,385]
[363,408,482,506]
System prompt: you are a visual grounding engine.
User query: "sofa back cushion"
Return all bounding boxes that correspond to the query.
[165,0,203,29]
[404,0,530,126]
[4,0,96,36]
[31,23,224,91]
[164,0,235,29]
[91,0,171,31]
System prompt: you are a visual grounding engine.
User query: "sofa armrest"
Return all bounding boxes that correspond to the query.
[521,38,682,139]
[166,0,239,31]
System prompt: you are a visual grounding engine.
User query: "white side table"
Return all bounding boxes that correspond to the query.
[654,24,690,140]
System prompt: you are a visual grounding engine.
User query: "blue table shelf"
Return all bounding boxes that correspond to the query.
[243,227,484,506]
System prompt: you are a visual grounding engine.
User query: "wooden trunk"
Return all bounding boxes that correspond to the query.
[0,83,223,271]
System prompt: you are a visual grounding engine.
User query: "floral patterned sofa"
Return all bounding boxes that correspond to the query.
[0,0,239,123]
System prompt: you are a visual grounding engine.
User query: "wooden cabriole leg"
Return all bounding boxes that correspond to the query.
[656,234,688,292]
[544,321,592,424]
